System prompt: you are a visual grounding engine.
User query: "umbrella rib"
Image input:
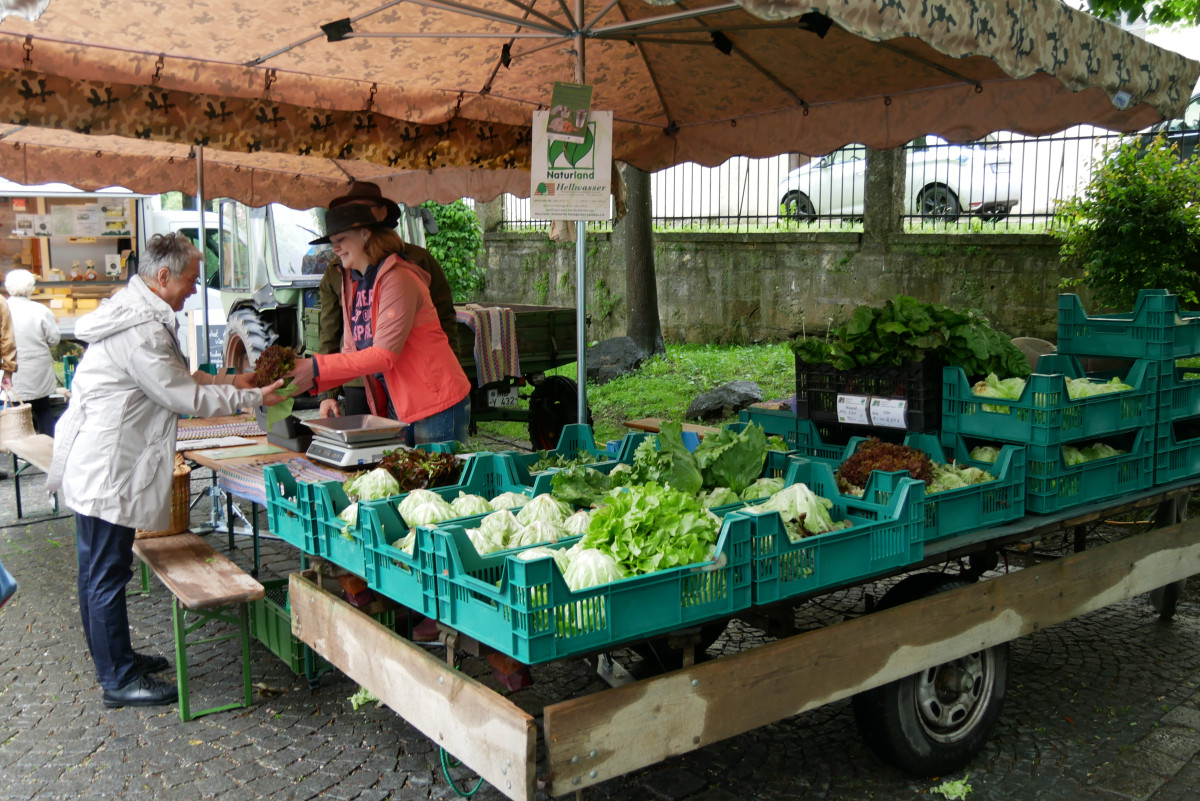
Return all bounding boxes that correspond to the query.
[350,30,552,38]
[582,0,622,32]
[247,0,405,66]
[590,2,739,35]
[873,40,981,88]
[614,0,677,135]
[403,0,571,34]
[501,0,570,33]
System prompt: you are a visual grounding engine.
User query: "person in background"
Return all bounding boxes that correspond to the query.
[0,292,15,480]
[316,182,460,418]
[289,204,471,444]
[5,269,61,434]
[46,233,287,709]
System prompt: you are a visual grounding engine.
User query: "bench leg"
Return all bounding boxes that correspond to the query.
[126,560,151,598]
[12,453,21,520]
[172,598,256,722]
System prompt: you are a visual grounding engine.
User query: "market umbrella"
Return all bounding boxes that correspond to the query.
[0,0,1195,419]
[0,0,1194,174]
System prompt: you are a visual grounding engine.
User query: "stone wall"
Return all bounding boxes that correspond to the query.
[479,230,1069,342]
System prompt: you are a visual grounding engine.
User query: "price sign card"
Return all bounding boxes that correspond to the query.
[837,394,870,425]
[869,397,908,429]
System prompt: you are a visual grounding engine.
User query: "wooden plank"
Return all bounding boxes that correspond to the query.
[623,418,721,438]
[7,434,54,472]
[289,573,537,801]
[133,533,264,609]
[544,518,1200,794]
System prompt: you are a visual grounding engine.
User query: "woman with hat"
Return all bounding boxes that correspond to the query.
[289,203,471,445]
[315,182,460,418]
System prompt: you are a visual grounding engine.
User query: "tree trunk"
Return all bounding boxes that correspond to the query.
[615,162,665,356]
[862,146,906,249]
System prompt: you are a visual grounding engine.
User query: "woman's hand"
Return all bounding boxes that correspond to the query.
[319,398,341,418]
[258,379,290,406]
[286,358,316,394]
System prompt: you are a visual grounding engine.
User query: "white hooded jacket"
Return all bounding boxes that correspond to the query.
[47,276,262,531]
[8,295,60,400]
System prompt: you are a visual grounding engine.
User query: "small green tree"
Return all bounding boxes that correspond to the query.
[1055,135,1200,310]
[420,200,485,302]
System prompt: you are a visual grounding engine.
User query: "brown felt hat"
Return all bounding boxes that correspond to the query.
[328,181,401,228]
[309,203,383,245]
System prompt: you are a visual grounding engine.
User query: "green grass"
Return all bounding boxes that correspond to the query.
[471,342,796,449]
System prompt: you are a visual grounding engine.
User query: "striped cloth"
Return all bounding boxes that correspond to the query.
[217,457,344,506]
[177,421,266,440]
[456,305,521,387]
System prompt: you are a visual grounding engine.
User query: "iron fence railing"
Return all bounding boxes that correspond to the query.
[496,126,1137,232]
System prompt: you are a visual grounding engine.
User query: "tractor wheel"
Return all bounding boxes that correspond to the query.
[527,375,593,450]
[223,308,279,375]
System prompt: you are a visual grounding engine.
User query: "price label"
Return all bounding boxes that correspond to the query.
[870,397,908,429]
[837,394,870,425]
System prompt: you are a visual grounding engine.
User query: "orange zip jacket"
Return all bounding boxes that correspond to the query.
[312,253,469,423]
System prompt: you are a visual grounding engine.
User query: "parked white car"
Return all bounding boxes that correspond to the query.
[779,135,1022,221]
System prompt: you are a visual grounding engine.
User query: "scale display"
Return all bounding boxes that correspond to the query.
[306,437,406,468]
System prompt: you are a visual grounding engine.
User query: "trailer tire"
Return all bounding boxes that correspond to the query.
[852,574,1008,776]
[224,308,279,375]
[528,375,593,451]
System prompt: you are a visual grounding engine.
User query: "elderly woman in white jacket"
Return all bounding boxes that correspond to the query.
[4,269,60,434]
[47,233,286,710]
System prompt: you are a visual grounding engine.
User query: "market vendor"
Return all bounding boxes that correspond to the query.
[46,232,288,710]
[288,203,471,445]
[315,182,459,418]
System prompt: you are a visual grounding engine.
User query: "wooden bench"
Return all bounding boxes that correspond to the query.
[133,532,265,721]
[7,434,57,519]
[623,418,721,439]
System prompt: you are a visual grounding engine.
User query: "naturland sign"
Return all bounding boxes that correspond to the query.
[531,110,613,221]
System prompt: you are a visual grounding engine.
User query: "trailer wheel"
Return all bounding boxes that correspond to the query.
[1150,580,1184,621]
[224,308,279,375]
[528,375,593,450]
[852,574,1008,775]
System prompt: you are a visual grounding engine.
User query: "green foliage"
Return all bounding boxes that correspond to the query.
[532,273,550,305]
[1085,0,1196,25]
[420,200,486,302]
[792,295,1030,377]
[1054,135,1200,310]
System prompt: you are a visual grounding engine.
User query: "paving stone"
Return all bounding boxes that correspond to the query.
[639,767,709,800]
[1115,745,1186,778]
[1088,760,1168,799]
[1139,728,1200,762]
[1160,706,1200,731]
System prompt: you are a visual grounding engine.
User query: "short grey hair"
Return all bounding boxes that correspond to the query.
[4,269,36,297]
[139,233,201,282]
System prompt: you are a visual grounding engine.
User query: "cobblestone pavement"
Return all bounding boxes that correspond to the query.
[3,470,1200,801]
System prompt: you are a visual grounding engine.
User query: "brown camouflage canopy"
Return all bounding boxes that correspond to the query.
[0,0,1195,196]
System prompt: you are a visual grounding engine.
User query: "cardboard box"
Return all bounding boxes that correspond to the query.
[74,299,99,311]
[49,298,75,310]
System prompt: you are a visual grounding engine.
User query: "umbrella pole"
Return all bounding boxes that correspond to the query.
[574,9,588,426]
[196,146,211,367]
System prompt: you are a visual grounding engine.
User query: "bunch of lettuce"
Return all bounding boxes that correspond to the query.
[461,503,583,556]
[968,445,1000,463]
[927,463,996,493]
[1062,441,1125,466]
[490,491,530,510]
[972,373,1134,409]
[397,489,457,527]
[529,449,602,473]
[746,482,850,543]
[581,482,721,577]
[343,468,400,502]
[1065,376,1133,397]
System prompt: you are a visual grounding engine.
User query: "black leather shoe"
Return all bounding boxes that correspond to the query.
[102,674,178,709]
[132,651,170,675]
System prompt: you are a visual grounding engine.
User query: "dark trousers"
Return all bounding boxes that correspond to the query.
[342,385,370,416]
[76,514,138,690]
[29,396,54,436]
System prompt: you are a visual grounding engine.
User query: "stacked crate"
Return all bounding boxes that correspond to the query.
[941,352,1157,514]
[1055,290,1200,487]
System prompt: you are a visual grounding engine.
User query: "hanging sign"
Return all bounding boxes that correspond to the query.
[531,109,612,221]
[547,82,593,145]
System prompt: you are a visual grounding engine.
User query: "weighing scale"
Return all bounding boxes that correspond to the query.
[303,415,409,468]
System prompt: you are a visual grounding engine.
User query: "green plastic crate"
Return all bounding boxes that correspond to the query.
[740,402,801,451]
[307,452,529,576]
[248,579,331,675]
[1157,363,1200,424]
[1153,416,1200,485]
[429,512,752,664]
[359,501,440,617]
[503,424,614,485]
[1024,427,1154,514]
[941,355,1157,448]
[743,459,925,604]
[794,419,905,460]
[1057,290,1200,360]
[263,464,320,555]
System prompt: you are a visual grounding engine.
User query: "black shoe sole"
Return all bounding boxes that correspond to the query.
[102,695,178,709]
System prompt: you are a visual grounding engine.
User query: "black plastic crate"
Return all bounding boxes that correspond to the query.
[795,356,942,433]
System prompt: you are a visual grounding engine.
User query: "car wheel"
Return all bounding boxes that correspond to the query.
[916,185,962,222]
[781,191,816,222]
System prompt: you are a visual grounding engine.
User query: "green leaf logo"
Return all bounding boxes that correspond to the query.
[547,125,595,167]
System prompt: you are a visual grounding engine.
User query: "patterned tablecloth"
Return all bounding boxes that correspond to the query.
[217,457,345,506]
[456,305,520,387]
[177,421,266,440]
